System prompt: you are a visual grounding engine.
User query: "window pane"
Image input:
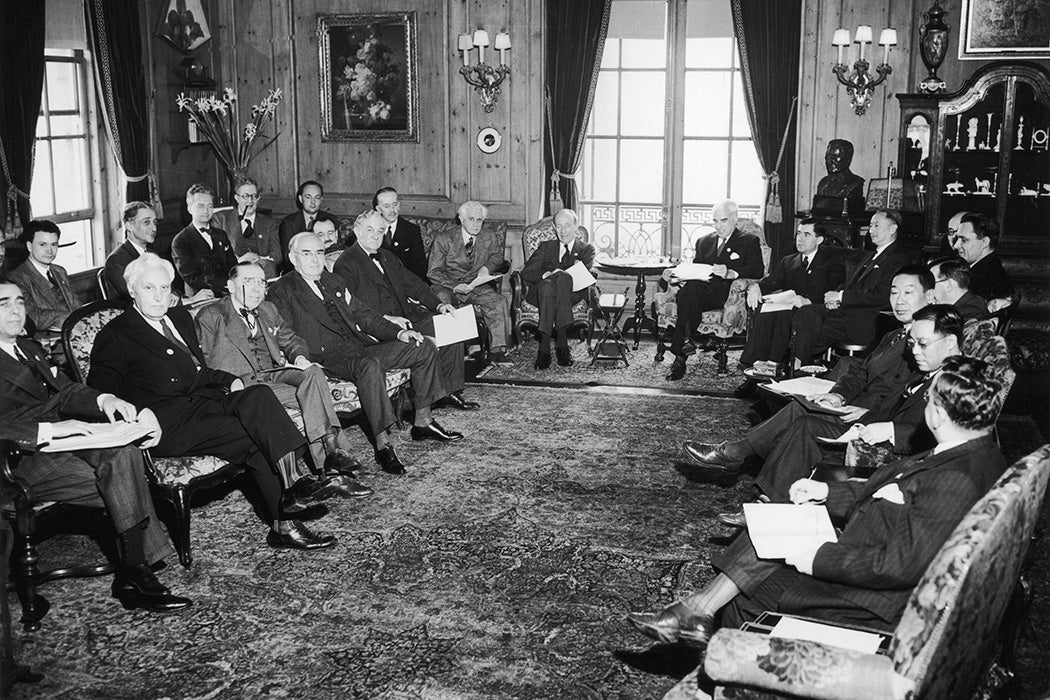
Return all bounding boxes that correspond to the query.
[685,37,733,68]
[48,115,85,137]
[619,139,664,203]
[731,74,752,137]
[50,138,90,213]
[589,72,620,136]
[46,62,79,112]
[580,138,618,202]
[684,71,731,136]
[683,140,728,203]
[29,142,55,217]
[730,140,765,206]
[600,39,620,68]
[53,219,92,274]
[620,72,665,136]
[621,38,666,68]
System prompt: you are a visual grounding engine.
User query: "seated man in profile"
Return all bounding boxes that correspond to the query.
[9,220,80,332]
[171,183,238,298]
[928,257,988,322]
[427,200,511,363]
[0,279,190,614]
[628,355,1007,644]
[951,213,1013,311]
[519,208,596,370]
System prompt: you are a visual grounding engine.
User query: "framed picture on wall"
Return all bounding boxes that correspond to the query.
[318,12,419,142]
[959,0,1050,59]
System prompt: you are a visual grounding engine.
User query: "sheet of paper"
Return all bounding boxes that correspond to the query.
[761,290,796,303]
[770,617,883,655]
[671,262,714,281]
[566,261,597,292]
[40,421,155,453]
[816,424,864,444]
[765,376,836,397]
[793,395,867,417]
[759,302,795,314]
[432,305,479,347]
[743,503,837,559]
[468,273,503,290]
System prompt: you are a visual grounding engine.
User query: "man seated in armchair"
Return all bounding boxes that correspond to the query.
[519,208,596,370]
[665,199,764,381]
[628,355,1007,645]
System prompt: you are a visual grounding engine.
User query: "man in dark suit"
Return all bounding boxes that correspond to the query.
[519,208,596,369]
[105,202,161,301]
[8,220,80,331]
[428,201,511,362]
[0,279,190,613]
[171,183,239,298]
[739,218,846,369]
[212,176,282,279]
[269,232,463,476]
[789,208,915,367]
[665,200,764,380]
[374,186,429,282]
[278,180,331,274]
[333,211,478,411]
[195,262,373,506]
[929,257,988,322]
[628,355,1007,644]
[952,213,1014,310]
[87,253,335,551]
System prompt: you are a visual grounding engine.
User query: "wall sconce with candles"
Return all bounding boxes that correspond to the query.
[457,29,510,112]
[832,25,897,116]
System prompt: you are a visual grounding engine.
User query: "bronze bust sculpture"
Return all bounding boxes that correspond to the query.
[816,139,866,199]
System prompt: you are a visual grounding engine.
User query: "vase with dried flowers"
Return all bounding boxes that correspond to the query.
[175,87,282,198]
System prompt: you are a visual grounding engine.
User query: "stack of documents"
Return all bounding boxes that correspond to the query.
[760,291,797,313]
[742,503,837,559]
[41,421,155,453]
[670,262,714,281]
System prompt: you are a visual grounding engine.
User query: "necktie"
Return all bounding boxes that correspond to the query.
[560,244,573,268]
[716,237,728,257]
[238,306,259,333]
[160,317,195,360]
[465,237,475,262]
[242,218,254,239]
[905,375,927,396]
[45,268,60,291]
[369,252,388,275]
[14,346,51,391]
[386,226,394,246]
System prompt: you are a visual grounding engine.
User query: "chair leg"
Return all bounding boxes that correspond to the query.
[714,338,729,375]
[168,486,194,568]
[11,504,47,632]
[654,326,672,362]
[393,386,407,431]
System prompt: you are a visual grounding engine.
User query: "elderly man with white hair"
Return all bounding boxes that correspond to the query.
[427,200,511,363]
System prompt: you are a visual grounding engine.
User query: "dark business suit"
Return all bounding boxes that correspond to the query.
[277,209,333,273]
[268,270,443,437]
[0,339,171,564]
[670,229,764,355]
[428,225,510,348]
[714,436,1006,630]
[171,224,238,297]
[333,243,463,395]
[87,306,305,521]
[104,240,148,301]
[195,297,337,471]
[212,209,282,279]
[740,247,846,366]
[953,290,989,322]
[520,238,597,336]
[380,216,429,283]
[968,253,1013,303]
[790,240,914,362]
[8,261,79,330]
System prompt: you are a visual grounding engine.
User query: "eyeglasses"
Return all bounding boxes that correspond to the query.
[906,335,951,351]
[236,192,261,200]
[239,278,267,288]
[933,277,949,285]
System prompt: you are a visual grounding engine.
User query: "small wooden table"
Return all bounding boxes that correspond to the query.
[596,258,674,349]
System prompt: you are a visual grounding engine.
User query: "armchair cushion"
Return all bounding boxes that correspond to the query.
[653,277,757,339]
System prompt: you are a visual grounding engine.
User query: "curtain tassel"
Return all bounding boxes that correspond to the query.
[764,172,782,223]
[549,169,564,215]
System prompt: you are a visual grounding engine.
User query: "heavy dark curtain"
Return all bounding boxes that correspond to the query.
[85,0,152,204]
[731,0,803,263]
[0,2,45,232]
[544,0,612,214]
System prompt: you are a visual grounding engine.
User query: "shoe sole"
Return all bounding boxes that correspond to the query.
[411,435,464,443]
[266,539,336,551]
[716,515,746,528]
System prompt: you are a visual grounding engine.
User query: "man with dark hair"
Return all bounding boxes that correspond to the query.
[171,183,238,297]
[278,180,331,273]
[106,202,162,301]
[788,208,915,367]
[310,213,345,272]
[374,186,429,282]
[212,175,282,279]
[628,355,1007,645]
[953,213,1013,309]
[928,257,988,322]
[9,219,80,331]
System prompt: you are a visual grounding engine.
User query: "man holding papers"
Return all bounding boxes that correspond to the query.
[333,210,478,410]
[628,356,1006,644]
[0,280,191,615]
[195,262,373,507]
[520,208,596,369]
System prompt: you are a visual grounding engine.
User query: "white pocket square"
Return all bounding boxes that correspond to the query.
[873,483,905,504]
[729,252,740,260]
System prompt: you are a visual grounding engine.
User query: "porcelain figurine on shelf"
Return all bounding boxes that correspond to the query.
[1041,183,1050,196]
[1015,115,1025,150]
[946,180,964,195]
[983,114,994,150]
[974,178,991,194]
[966,117,978,151]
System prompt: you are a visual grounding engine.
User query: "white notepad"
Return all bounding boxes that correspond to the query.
[743,503,837,559]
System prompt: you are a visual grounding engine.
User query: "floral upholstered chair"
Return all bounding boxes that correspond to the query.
[509,216,593,346]
[652,219,771,374]
[663,445,1050,700]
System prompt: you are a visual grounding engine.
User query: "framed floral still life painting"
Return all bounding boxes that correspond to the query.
[318,12,419,142]
[959,0,1050,59]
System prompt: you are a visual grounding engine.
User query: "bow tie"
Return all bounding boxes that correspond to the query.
[369,252,382,261]
[238,307,260,321]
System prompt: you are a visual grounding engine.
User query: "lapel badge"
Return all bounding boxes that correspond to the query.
[342,289,352,304]
[268,325,279,337]
[166,348,174,355]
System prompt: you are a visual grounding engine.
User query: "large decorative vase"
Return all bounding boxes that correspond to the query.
[918,2,949,93]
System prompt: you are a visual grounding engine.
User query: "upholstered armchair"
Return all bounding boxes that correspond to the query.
[664,445,1050,700]
[652,220,771,374]
[509,216,593,345]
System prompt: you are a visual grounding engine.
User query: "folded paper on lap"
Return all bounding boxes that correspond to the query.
[433,305,480,347]
[40,421,154,452]
[671,262,714,281]
[566,261,597,292]
[743,503,837,559]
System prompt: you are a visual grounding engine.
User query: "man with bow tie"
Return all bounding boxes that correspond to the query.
[212,176,282,279]
[520,208,596,369]
[171,183,239,298]
[194,262,373,509]
[665,200,764,380]
[8,219,80,331]
[628,355,1007,645]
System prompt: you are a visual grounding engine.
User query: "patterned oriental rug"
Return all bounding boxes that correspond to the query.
[8,385,1050,699]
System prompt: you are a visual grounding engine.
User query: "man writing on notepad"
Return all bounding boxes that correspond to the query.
[628,356,1006,643]
[520,208,596,370]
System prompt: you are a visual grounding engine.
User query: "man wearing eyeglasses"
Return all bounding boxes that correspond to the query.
[213,176,282,279]
[928,257,988,322]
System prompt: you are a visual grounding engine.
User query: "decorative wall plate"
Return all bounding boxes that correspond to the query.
[477,126,502,154]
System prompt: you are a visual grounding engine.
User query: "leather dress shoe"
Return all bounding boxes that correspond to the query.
[323,449,362,477]
[488,350,511,364]
[314,474,373,499]
[112,564,193,613]
[411,421,464,442]
[717,509,746,528]
[280,476,326,514]
[665,356,687,381]
[266,521,336,550]
[534,350,552,370]
[626,601,715,647]
[375,445,407,475]
[555,346,574,367]
[683,441,744,473]
[439,391,480,410]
